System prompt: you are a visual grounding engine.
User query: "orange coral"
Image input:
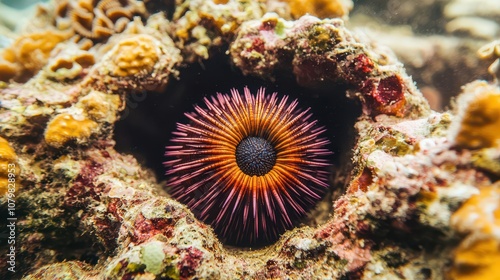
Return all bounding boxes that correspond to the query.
[0,30,71,82]
[0,137,19,195]
[449,238,500,280]
[453,84,500,149]
[11,31,71,73]
[44,113,98,148]
[107,34,159,77]
[449,185,500,280]
[0,58,19,83]
[452,185,500,235]
[283,0,352,19]
[45,44,95,81]
[54,0,147,43]
[76,90,121,122]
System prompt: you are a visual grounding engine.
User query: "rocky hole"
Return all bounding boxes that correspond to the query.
[113,52,362,247]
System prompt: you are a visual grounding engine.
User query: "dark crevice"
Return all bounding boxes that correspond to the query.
[113,52,362,245]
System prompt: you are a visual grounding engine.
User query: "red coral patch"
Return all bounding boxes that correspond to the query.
[132,213,175,243]
[178,247,203,279]
[360,75,406,116]
[349,168,373,193]
[64,161,104,208]
[353,54,374,75]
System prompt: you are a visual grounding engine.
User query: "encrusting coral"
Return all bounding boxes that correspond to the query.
[44,113,98,148]
[283,0,353,19]
[53,0,148,42]
[0,29,72,82]
[450,81,500,149]
[76,90,121,122]
[44,42,95,81]
[230,13,423,117]
[86,29,181,92]
[0,0,151,83]
[347,0,499,112]
[168,0,271,62]
[0,58,18,83]
[105,34,159,77]
[1,0,500,279]
[449,183,500,280]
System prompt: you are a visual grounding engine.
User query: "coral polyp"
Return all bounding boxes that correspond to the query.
[164,87,332,245]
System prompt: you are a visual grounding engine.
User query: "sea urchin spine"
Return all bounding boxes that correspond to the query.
[164,87,331,246]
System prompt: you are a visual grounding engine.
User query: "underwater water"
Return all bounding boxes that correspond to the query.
[1,0,499,279]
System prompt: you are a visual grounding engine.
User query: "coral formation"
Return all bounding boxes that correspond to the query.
[87,18,182,92]
[353,30,490,111]
[53,0,147,42]
[23,261,99,279]
[0,0,499,279]
[44,113,98,147]
[283,0,352,19]
[449,183,500,280]
[105,34,159,77]
[168,0,276,62]
[230,13,424,117]
[44,43,95,81]
[450,81,500,149]
[76,90,121,122]
[0,59,18,83]
[0,29,72,82]
[349,0,499,111]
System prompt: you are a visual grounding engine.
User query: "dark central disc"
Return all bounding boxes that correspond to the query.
[235,136,277,176]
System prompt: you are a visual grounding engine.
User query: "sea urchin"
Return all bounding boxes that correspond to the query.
[164,87,331,246]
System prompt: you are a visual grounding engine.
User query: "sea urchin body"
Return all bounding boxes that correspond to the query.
[164,87,331,246]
